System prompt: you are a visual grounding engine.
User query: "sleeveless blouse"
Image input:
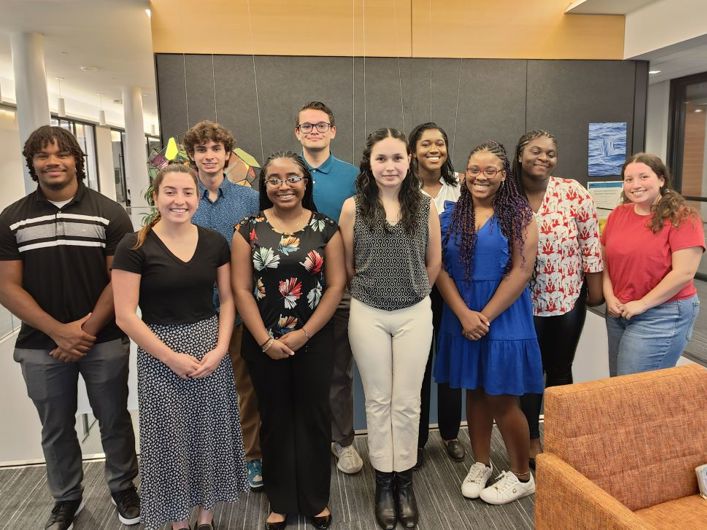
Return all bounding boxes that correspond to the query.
[350,195,431,311]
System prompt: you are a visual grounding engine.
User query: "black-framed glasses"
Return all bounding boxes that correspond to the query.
[297,122,331,134]
[264,175,305,187]
[466,166,504,178]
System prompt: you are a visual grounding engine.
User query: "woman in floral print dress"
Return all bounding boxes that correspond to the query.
[232,151,346,530]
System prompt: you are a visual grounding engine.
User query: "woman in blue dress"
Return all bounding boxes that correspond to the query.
[434,140,543,505]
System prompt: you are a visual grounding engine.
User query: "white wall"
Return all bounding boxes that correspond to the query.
[0,109,28,210]
[644,80,670,160]
[625,0,707,58]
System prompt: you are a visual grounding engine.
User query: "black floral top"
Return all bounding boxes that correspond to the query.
[236,211,338,338]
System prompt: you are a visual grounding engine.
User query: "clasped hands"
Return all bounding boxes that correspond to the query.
[460,309,490,341]
[168,349,226,380]
[49,314,96,363]
[606,297,648,320]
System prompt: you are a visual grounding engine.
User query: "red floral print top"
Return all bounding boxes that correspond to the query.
[531,177,603,316]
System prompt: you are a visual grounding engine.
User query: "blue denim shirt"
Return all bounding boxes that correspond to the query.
[191,176,259,319]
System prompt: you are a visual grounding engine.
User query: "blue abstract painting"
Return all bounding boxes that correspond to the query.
[588,122,627,177]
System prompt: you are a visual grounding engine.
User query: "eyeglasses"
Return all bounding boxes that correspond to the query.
[466,166,504,178]
[297,122,331,134]
[264,175,305,187]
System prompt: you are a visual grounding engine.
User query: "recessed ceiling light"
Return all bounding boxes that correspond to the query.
[649,69,661,75]
[80,66,99,72]
[696,109,704,113]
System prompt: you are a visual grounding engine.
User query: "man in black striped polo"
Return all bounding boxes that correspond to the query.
[0,126,140,530]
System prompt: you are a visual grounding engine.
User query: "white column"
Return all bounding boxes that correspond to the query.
[10,32,51,194]
[122,86,149,209]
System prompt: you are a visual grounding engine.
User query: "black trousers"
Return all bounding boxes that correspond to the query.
[243,324,334,516]
[520,287,587,439]
[418,286,462,446]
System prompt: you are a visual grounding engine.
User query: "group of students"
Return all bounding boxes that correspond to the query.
[0,100,703,530]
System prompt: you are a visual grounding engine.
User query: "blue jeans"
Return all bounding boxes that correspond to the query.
[606,295,700,376]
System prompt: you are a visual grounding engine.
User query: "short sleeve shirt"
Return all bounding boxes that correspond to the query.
[422,174,462,214]
[601,204,704,303]
[112,226,230,324]
[236,211,338,337]
[305,154,358,222]
[530,177,603,316]
[0,182,133,348]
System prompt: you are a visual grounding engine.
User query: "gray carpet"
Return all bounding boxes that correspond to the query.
[0,428,535,529]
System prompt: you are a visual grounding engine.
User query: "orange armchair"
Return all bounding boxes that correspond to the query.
[535,365,707,529]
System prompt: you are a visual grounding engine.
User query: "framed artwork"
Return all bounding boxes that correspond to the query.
[588,122,627,177]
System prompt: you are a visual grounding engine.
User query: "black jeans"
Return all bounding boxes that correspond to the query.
[520,287,587,439]
[418,286,462,446]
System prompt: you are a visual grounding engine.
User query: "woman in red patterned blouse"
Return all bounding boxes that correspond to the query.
[512,130,604,468]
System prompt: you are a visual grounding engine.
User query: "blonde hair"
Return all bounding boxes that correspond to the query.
[132,164,198,249]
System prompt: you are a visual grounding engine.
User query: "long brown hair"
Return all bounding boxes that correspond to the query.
[132,164,198,249]
[621,153,699,232]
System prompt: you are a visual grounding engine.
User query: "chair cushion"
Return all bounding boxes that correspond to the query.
[544,365,707,510]
[635,495,707,528]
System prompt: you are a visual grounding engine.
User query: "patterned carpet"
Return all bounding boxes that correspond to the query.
[0,428,535,529]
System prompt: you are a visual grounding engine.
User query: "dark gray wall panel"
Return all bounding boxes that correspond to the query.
[155,54,189,145]
[156,54,647,184]
[526,60,638,185]
[212,55,262,162]
[452,59,527,171]
[184,55,217,126]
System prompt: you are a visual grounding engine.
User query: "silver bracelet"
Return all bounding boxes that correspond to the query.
[301,327,311,340]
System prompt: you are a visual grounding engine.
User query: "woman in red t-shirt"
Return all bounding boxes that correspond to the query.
[601,153,704,376]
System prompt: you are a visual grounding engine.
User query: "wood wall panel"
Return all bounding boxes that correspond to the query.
[151,0,412,57]
[151,0,624,60]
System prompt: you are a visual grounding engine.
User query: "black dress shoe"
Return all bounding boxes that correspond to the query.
[265,513,287,530]
[310,511,332,529]
[444,439,466,462]
[374,469,397,530]
[395,468,419,529]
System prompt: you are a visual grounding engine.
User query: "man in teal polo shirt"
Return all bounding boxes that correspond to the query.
[295,101,362,474]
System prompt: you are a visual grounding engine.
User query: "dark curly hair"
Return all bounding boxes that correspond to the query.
[512,129,558,194]
[258,151,317,211]
[356,128,423,235]
[621,153,699,233]
[408,122,457,186]
[22,125,86,182]
[445,140,533,279]
[183,120,235,169]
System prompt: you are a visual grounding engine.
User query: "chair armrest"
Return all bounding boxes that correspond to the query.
[535,453,656,530]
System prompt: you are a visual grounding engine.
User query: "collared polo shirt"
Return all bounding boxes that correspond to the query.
[0,181,133,349]
[304,153,358,222]
[191,176,259,247]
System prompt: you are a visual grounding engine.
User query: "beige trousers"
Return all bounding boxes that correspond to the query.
[349,296,432,472]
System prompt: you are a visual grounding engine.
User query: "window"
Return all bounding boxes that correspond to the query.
[50,117,100,192]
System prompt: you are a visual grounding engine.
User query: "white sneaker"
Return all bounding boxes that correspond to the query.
[461,461,493,499]
[331,442,363,474]
[479,470,535,505]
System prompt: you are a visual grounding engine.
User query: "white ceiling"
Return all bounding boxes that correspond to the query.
[565,0,659,15]
[0,0,158,131]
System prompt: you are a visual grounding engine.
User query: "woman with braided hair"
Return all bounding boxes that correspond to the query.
[513,130,604,469]
[434,140,543,505]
